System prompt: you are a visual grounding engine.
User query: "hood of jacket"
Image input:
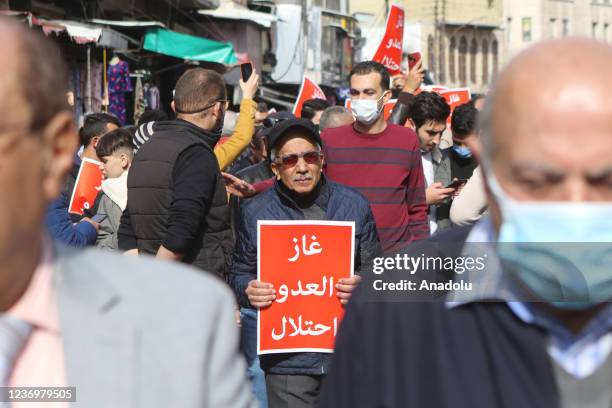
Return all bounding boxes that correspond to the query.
[101,170,128,211]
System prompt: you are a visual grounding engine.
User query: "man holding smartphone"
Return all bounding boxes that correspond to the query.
[406,91,455,234]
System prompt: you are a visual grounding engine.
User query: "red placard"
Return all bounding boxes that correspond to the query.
[372,4,405,76]
[68,157,104,215]
[345,98,397,121]
[293,75,326,118]
[438,88,471,125]
[257,221,355,354]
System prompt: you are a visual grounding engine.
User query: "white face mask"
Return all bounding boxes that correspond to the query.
[350,94,385,126]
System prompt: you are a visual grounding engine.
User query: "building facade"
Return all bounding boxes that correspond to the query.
[349,0,504,93]
[504,0,612,59]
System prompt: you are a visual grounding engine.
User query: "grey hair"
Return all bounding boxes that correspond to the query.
[319,106,353,132]
[270,142,321,162]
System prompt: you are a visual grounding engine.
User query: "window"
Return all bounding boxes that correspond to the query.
[470,38,478,84]
[459,36,467,86]
[482,39,489,85]
[562,19,569,36]
[549,18,557,38]
[522,17,532,42]
[507,17,512,43]
[592,22,598,39]
[427,35,435,73]
[438,38,446,83]
[492,39,499,78]
[449,37,456,83]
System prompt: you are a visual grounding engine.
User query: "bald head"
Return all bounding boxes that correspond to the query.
[482,38,612,202]
[0,18,69,133]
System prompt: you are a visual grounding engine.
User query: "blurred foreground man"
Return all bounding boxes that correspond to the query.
[320,38,612,408]
[0,18,253,407]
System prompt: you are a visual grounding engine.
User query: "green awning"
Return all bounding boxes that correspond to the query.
[143,28,237,65]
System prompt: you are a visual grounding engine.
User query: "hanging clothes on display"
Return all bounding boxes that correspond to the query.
[133,76,146,124]
[107,57,132,125]
[80,62,104,114]
[144,83,160,110]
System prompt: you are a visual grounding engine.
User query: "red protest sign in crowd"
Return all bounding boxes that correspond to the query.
[257,221,355,354]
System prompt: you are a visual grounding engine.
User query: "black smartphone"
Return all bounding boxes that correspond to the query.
[240,62,253,81]
[445,179,468,189]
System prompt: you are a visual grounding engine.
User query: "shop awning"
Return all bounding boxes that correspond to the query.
[89,19,167,28]
[143,28,237,64]
[34,19,130,48]
[197,0,277,28]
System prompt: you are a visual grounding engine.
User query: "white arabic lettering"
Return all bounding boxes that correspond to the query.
[385,38,402,50]
[276,276,334,303]
[288,235,323,262]
[271,315,335,340]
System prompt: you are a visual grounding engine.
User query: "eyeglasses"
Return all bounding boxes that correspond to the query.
[175,98,229,114]
[203,99,229,111]
[274,151,322,167]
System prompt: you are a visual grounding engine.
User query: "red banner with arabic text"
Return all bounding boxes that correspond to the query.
[258,221,355,354]
[372,4,405,76]
[293,76,327,118]
[438,88,471,126]
[68,157,104,215]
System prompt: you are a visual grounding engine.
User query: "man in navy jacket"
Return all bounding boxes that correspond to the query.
[319,38,612,408]
[229,118,380,407]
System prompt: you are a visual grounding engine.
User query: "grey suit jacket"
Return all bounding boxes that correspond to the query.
[431,146,452,231]
[53,245,255,408]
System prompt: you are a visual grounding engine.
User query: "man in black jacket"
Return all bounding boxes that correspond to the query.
[319,38,612,408]
[118,68,232,278]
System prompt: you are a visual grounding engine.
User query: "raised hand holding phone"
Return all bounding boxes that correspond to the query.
[239,62,259,100]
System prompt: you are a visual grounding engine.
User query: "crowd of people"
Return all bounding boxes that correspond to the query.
[2,14,612,408]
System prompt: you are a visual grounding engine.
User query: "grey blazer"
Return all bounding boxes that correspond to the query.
[431,146,452,231]
[53,246,256,408]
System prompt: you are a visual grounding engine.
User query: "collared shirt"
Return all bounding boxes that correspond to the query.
[421,151,437,235]
[446,216,612,379]
[7,239,68,408]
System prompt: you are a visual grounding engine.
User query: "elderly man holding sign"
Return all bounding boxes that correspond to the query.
[230,118,381,408]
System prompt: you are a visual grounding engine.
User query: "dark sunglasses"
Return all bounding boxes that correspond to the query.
[275,151,322,167]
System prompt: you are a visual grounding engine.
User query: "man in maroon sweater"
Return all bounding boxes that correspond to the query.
[321,61,429,253]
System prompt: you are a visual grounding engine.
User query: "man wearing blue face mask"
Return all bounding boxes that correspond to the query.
[449,103,479,181]
[319,38,612,408]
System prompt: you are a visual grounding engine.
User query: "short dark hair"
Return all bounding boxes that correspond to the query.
[79,113,121,147]
[408,91,451,130]
[137,109,168,126]
[7,18,69,131]
[300,98,330,120]
[174,68,225,114]
[451,102,479,137]
[349,61,390,91]
[95,128,134,159]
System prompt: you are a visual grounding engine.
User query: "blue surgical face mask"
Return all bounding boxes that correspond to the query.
[487,170,612,310]
[452,145,473,158]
